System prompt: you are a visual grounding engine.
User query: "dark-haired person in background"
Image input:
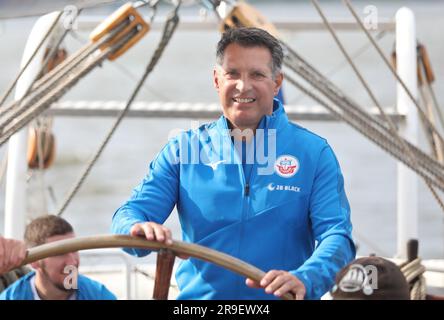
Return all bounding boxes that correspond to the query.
[1,215,116,300]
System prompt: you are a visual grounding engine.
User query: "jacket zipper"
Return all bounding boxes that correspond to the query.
[244,183,250,196]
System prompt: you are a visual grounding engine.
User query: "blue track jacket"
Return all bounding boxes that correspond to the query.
[112,99,355,299]
[0,271,116,300]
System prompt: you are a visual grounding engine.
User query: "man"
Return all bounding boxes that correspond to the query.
[112,27,355,300]
[0,215,116,300]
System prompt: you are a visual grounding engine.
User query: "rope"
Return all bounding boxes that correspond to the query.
[0,10,90,134]
[418,82,442,162]
[55,1,182,217]
[0,151,7,187]
[34,9,81,88]
[288,30,387,105]
[428,83,444,133]
[410,275,427,300]
[284,73,444,192]
[343,0,444,153]
[0,11,78,120]
[0,44,109,146]
[69,31,172,101]
[0,38,110,133]
[310,0,444,214]
[272,11,444,190]
[280,43,444,192]
[0,11,63,109]
[417,51,444,162]
[0,20,130,146]
[400,258,427,300]
[282,57,444,186]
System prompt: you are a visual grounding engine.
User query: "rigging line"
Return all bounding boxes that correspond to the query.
[0,42,92,131]
[0,9,84,125]
[352,230,391,257]
[310,0,444,213]
[68,30,172,102]
[343,0,444,152]
[418,52,444,134]
[0,41,96,131]
[135,0,161,23]
[286,30,387,105]
[0,32,117,147]
[0,11,63,109]
[284,72,444,192]
[0,151,7,188]
[35,9,83,85]
[56,1,182,217]
[311,0,401,145]
[0,19,128,136]
[28,16,79,210]
[285,50,444,184]
[282,44,444,184]
[417,59,443,162]
[281,45,444,188]
[282,42,395,134]
[428,86,444,133]
[418,84,441,161]
[280,31,444,181]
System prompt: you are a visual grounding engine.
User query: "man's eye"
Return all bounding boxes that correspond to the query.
[226,71,238,77]
[252,72,266,79]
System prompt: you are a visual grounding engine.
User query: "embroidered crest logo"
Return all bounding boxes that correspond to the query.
[274,155,299,178]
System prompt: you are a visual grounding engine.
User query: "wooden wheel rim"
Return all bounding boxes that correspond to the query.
[22,234,294,300]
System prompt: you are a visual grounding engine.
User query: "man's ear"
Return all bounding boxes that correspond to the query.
[213,68,220,90]
[273,72,284,96]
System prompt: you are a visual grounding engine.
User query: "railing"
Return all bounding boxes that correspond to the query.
[79,248,133,299]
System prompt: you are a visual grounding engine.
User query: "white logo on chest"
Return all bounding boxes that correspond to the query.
[274,155,299,178]
[267,183,301,193]
[204,160,227,170]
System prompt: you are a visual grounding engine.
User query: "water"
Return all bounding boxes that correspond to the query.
[1,0,444,261]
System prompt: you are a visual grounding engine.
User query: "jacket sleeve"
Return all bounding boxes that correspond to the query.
[291,144,356,299]
[111,139,180,257]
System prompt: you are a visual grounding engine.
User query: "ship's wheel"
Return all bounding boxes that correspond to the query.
[22,234,295,300]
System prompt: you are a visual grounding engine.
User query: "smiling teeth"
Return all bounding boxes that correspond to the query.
[233,98,255,103]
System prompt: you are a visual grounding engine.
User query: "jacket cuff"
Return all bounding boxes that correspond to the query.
[290,270,311,299]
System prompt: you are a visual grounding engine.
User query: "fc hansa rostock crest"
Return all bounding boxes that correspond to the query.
[274,155,299,178]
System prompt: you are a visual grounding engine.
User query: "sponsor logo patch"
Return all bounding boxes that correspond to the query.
[267,183,301,192]
[274,155,299,178]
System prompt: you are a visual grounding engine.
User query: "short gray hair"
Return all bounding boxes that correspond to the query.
[216,27,283,78]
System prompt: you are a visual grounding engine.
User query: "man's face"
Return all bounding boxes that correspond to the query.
[33,233,79,291]
[213,43,283,131]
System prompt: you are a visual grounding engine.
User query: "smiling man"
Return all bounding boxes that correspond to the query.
[213,40,283,132]
[112,27,355,300]
[0,215,116,300]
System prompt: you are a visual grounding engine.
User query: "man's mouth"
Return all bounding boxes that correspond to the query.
[232,97,256,103]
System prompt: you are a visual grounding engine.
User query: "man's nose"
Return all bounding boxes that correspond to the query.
[235,75,252,92]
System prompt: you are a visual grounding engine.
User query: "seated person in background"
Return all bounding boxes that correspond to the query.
[331,256,410,300]
[0,215,116,300]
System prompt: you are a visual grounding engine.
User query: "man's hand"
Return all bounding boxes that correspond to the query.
[130,222,173,245]
[246,270,306,300]
[0,236,27,275]
[129,222,188,259]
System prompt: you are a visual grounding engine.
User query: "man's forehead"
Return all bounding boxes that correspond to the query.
[45,232,75,244]
[219,45,273,70]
